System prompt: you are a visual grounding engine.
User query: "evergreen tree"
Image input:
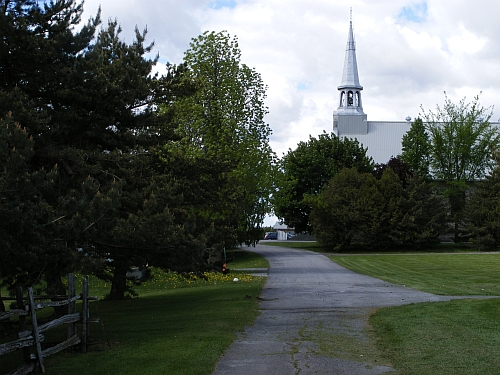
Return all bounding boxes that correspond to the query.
[309,168,380,250]
[0,0,105,294]
[310,168,446,251]
[467,167,500,249]
[0,1,187,299]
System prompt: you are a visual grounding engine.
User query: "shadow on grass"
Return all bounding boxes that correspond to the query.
[21,277,266,375]
[260,240,490,254]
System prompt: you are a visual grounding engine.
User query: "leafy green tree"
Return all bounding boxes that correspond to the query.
[421,93,500,242]
[373,157,413,187]
[159,31,276,257]
[400,117,431,178]
[274,133,373,233]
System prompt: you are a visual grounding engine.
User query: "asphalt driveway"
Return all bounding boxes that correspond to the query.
[211,244,472,375]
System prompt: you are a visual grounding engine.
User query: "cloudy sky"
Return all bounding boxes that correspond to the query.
[81,0,500,224]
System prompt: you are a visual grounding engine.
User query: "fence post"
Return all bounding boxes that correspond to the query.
[82,276,89,353]
[16,287,31,364]
[28,287,45,373]
[67,273,76,343]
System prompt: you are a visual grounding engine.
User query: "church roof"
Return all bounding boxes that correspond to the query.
[338,20,362,90]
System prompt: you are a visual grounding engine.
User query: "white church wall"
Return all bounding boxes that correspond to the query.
[340,121,411,164]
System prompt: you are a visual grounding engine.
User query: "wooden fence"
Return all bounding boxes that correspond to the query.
[0,274,98,375]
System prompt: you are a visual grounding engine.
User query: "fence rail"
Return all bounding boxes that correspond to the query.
[0,274,98,375]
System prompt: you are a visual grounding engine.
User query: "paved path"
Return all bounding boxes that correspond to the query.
[211,244,473,375]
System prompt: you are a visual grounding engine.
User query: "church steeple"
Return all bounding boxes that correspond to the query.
[333,10,367,135]
[338,11,364,113]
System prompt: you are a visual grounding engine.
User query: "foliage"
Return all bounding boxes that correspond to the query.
[309,168,380,250]
[421,94,499,182]
[400,117,431,178]
[420,93,500,242]
[273,132,373,233]
[0,0,107,295]
[310,168,446,251]
[0,0,196,299]
[0,114,53,296]
[466,166,500,249]
[373,156,413,187]
[159,31,276,254]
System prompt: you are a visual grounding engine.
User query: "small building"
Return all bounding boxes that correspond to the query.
[272,222,295,240]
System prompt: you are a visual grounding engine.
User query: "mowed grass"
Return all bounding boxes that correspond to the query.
[226,248,269,269]
[330,253,500,295]
[329,252,500,374]
[260,240,326,252]
[1,251,266,375]
[370,298,500,375]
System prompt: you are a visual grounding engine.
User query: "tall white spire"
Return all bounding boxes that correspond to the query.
[333,10,367,135]
[339,14,362,90]
[336,10,365,114]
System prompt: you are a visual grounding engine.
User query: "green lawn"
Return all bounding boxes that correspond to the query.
[330,253,500,295]
[370,298,500,375]
[226,248,269,269]
[260,240,326,251]
[330,252,500,374]
[1,251,266,375]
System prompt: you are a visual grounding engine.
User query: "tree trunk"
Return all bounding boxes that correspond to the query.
[0,292,5,312]
[448,185,466,243]
[46,275,68,316]
[109,260,129,300]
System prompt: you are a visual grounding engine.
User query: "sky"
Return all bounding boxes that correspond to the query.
[80,0,500,226]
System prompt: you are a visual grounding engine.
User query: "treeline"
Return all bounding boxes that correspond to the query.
[0,0,275,304]
[274,95,500,251]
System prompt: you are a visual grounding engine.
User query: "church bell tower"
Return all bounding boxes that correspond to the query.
[333,11,367,135]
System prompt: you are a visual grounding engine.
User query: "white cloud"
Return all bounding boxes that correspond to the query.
[80,0,500,159]
[447,24,486,55]
[398,27,442,51]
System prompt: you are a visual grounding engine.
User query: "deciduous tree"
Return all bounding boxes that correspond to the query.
[159,31,276,257]
[274,133,373,233]
[421,93,500,242]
